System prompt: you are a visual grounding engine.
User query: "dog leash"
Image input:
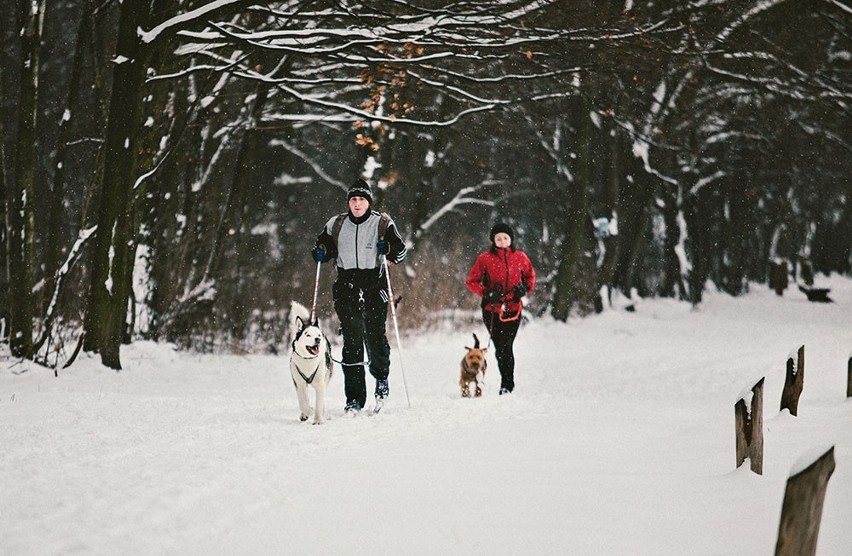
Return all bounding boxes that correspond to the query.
[485,310,496,350]
[484,297,523,349]
[331,354,371,366]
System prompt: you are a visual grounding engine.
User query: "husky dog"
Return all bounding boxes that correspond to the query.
[289,302,333,424]
[460,333,487,398]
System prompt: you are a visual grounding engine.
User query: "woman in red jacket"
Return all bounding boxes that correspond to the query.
[465,222,536,394]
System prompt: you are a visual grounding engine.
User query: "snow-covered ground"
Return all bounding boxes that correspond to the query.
[2,278,851,555]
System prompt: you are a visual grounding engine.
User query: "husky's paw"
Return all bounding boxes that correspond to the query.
[300,414,309,422]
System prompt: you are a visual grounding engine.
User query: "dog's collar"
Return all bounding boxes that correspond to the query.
[462,358,481,373]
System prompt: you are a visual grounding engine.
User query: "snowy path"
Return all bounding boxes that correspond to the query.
[2,281,851,555]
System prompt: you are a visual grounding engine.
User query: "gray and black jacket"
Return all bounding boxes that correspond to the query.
[314,210,407,291]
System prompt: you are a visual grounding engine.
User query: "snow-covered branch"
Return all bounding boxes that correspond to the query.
[690,169,726,195]
[262,76,506,127]
[713,0,790,45]
[416,185,495,236]
[269,139,349,191]
[35,226,98,350]
[139,0,257,44]
[824,0,852,15]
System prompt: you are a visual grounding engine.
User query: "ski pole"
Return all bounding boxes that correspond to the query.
[309,259,322,324]
[383,256,411,408]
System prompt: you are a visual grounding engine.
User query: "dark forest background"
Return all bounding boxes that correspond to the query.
[1,1,849,369]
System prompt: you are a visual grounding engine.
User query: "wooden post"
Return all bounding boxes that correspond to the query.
[780,345,804,416]
[847,355,851,399]
[769,260,789,295]
[735,377,764,474]
[774,446,836,556]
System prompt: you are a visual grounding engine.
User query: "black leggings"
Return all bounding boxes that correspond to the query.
[482,309,521,392]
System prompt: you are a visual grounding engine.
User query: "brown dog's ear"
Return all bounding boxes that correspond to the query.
[464,346,472,351]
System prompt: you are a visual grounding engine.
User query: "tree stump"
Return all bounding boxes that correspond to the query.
[769,260,788,295]
[780,346,804,416]
[735,377,764,474]
[774,446,836,556]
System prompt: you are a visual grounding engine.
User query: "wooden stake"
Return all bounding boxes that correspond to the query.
[735,377,764,475]
[780,345,804,416]
[775,446,836,556]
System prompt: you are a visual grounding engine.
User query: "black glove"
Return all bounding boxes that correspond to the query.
[483,289,502,304]
[511,284,528,301]
[311,245,326,263]
[376,238,389,255]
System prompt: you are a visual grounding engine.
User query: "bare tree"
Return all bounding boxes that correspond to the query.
[2,1,849,357]
[6,0,46,359]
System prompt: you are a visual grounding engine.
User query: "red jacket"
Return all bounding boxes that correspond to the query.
[466,247,536,314]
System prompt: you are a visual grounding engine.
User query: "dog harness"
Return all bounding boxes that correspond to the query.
[461,357,484,378]
[292,351,323,384]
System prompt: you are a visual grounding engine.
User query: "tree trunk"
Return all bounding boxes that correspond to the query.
[204,86,269,284]
[83,0,151,369]
[552,95,593,321]
[595,121,623,305]
[7,0,47,359]
[660,182,683,298]
[43,0,93,310]
[721,179,748,295]
[769,260,789,295]
[683,181,709,306]
[0,62,9,340]
[610,163,653,298]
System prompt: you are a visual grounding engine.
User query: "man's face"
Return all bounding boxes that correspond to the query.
[349,196,369,218]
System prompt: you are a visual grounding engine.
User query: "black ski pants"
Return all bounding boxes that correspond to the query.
[334,281,390,409]
[483,309,521,392]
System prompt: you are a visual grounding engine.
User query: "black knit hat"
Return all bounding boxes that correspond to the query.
[347,178,373,205]
[490,222,514,243]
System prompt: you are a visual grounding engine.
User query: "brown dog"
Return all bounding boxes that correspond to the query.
[460,333,487,398]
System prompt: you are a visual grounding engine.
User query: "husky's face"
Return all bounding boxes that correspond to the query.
[293,317,324,358]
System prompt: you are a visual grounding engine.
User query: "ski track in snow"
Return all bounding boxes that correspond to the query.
[2,279,851,555]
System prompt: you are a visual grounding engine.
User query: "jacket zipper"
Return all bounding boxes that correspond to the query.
[502,249,510,293]
[354,222,359,268]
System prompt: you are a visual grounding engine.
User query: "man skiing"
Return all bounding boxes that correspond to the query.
[311,178,407,414]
